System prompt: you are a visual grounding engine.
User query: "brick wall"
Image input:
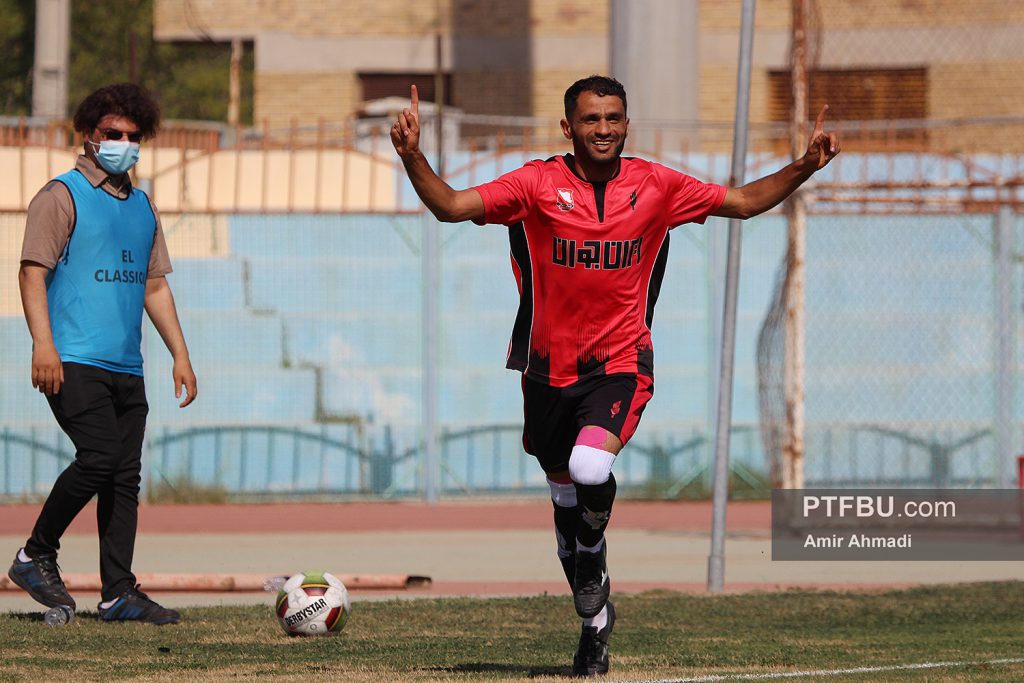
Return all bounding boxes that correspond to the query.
[155,0,441,38]
[159,0,1023,150]
[156,0,607,123]
[254,72,360,130]
[699,0,1024,30]
[157,0,608,39]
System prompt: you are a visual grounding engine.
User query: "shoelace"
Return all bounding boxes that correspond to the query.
[123,585,172,612]
[579,628,604,660]
[35,557,67,588]
[125,585,154,603]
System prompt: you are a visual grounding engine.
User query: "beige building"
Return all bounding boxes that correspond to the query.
[154,0,608,130]
[154,0,1024,152]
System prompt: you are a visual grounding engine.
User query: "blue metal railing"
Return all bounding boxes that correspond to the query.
[0,421,1008,501]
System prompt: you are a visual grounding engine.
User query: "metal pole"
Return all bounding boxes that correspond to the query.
[32,0,71,119]
[421,4,445,504]
[707,0,756,594]
[434,12,446,180]
[422,216,441,503]
[706,210,724,490]
[783,0,808,490]
[228,38,243,127]
[994,204,1014,488]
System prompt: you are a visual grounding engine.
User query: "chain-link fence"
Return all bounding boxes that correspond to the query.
[3,2,1024,499]
[4,165,1023,500]
[759,210,1022,488]
[755,0,1024,489]
[1,202,776,501]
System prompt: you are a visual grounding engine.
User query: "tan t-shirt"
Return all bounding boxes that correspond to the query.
[21,154,172,276]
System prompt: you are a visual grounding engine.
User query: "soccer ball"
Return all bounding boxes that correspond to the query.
[275,571,351,636]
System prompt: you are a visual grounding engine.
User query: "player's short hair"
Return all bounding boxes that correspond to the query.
[564,76,628,120]
[72,83,161,140]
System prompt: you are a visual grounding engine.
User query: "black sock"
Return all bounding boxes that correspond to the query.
[575,473,616,549]
[552,500,579,589]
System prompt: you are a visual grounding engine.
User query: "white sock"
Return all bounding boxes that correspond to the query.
[576,537,605,554]
[583,604,608,630]
[100,598,117,609]
[17,548,31,563]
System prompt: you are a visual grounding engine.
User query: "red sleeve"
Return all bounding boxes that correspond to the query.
[654,163,727,228]
[472,162,543,226]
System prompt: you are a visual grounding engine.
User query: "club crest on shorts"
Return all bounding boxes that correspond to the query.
[610,400,622,418]
[555,188,574,211]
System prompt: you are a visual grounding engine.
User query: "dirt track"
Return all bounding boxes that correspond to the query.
[0,499,770,535]
[1,500,1020,610]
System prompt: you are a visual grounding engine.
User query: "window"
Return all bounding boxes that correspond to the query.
[768,68,928,148]
[359,73,454,107]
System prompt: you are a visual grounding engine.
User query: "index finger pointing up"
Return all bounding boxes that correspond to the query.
[410,84,419,117]
[814,103,830,132]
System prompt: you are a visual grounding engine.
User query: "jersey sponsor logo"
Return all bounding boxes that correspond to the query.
[610,400,621,418]
[555,188,575,211]
[552,236,642,270]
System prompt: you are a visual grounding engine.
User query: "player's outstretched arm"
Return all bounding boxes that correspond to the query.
[715,104,840,220]
[391,85,484,223]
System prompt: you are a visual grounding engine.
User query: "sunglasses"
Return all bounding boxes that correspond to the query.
[99,128,144,143]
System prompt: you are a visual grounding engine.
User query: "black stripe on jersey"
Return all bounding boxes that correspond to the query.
[592,181,607,223]
[506,222,532,372]
[563,154,617,223]
[645,233,671,329]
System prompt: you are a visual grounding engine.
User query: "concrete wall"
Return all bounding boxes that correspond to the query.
[0,146,399,214]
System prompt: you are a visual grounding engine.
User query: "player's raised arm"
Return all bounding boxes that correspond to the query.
[714,104,840,220]
[391,85,484,223]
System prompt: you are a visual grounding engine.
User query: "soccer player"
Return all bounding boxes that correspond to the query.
[8,83,197,625]
[391,75,838,675]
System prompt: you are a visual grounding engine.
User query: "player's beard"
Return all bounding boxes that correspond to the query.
[574,132,627,169]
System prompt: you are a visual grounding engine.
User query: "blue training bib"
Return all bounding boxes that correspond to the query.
[46,169,156,375]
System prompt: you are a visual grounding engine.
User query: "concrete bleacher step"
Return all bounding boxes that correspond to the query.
[160,214,231,259]
[3,310,289,370]
[0,372,62,422]
[284,315,423,367]
[143,366,318,424]
[1,364,320,425]
[246,258,419,313]
[165,258,247,311]
[228,214,422,260]
[0,316,31,360]
[145,312,285,368]
[320,366,419,424]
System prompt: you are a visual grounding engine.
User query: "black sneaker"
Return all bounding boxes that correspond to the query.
[8,549,76,610]
[573,542,610,618]
[573,601,616,677]
[98,585,180,625]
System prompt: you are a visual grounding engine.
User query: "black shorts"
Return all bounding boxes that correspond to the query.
[521,372,654,474]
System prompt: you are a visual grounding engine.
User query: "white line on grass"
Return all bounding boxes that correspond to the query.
[608,657,1024,683]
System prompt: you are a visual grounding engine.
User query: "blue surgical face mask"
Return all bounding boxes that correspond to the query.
[90,139,141,174]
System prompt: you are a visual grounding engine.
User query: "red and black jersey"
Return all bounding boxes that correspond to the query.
[474,154,726,388]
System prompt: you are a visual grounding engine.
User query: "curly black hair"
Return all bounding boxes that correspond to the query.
[72,83,161,140]
[564,75,627,120]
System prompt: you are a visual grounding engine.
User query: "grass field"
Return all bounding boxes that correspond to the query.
[1,582,1022,682]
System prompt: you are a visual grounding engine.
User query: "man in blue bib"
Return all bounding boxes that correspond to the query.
[8,83,197,625]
